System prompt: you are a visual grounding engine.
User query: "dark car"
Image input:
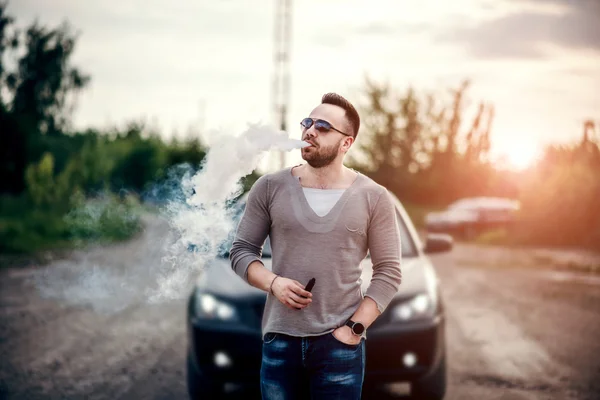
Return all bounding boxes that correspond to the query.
[186,193,452,399]
[425,196,520,240]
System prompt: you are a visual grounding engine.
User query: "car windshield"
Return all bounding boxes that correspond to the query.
[263,237,272,257]
[396,210,418,258]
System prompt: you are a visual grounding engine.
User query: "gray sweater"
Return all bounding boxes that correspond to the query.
[230,167,402,338]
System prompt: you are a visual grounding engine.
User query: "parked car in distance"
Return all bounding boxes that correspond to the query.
[425,196,520,240]
[186,192,453,399]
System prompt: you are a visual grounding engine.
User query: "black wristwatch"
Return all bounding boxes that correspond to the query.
[345,319,366,336]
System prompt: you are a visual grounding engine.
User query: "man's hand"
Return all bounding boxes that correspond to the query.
[271,277,313,310]
[332,325,362,346]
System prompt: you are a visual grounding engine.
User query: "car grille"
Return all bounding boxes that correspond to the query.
[253,303,264,318]
[248,303,265,328]
[367,326,438,370]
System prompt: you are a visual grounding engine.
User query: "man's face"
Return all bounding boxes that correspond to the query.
[300,104,353,168]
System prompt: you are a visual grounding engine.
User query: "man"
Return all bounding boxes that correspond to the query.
[230,93,402,399]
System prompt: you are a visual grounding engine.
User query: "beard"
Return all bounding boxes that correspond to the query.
[301,139,342,168]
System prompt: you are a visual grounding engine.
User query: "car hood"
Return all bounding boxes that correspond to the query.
[196,255,436,301]
[196,257,271,298]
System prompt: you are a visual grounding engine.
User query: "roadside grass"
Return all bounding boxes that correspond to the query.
[458,253,600,274]
[455,229,600,275]
[473,229,512,245]
[0,193,144,268]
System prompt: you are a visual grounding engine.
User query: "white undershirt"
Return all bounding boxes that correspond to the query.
[302,188,346,217]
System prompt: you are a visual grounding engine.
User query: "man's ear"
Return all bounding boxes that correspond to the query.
[342,136,354,153]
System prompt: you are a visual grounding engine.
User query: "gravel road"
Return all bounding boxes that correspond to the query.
[1,218,599,400]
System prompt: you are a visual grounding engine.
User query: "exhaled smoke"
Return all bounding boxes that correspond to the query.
[149,124,308,302]
[32,123,307,313]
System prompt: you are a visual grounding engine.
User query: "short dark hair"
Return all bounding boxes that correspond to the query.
[321,93,360,138]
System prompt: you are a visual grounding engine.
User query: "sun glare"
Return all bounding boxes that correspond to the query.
[493,142,540,171]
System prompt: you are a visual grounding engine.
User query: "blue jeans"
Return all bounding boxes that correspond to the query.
[260,331,366,400]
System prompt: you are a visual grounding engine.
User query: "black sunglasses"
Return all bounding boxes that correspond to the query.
[300,118,352,137]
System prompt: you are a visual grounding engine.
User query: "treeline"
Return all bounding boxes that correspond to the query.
[1,120,210,253]
[516,126,600,248]
[350,78,513,207]
[0,3,212,254]
[351,78,600,250]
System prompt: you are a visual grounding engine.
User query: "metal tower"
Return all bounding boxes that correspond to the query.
[272,0,293,170]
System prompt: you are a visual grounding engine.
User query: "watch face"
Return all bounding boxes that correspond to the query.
[352,323,365,335]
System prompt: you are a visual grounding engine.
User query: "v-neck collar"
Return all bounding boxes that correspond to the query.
[286,166,363,223]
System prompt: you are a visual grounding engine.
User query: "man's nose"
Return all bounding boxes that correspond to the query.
[303,126,317,140]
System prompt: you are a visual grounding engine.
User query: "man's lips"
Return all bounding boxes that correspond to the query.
[304,140,317,147]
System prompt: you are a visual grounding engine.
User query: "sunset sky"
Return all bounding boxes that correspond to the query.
[9,0,600,170]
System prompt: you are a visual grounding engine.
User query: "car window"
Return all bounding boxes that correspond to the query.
[263,237,272,257]
[395,208,418,258]
[363,207,418,259]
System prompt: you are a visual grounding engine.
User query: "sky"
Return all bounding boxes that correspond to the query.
[8,0,600,171]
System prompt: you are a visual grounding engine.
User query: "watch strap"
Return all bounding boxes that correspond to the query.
[345,319,365,336]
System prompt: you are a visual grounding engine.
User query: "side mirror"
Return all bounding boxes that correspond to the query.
[424,233,453,254]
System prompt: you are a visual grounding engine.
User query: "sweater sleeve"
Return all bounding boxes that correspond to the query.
[364,189,402,313]
[229,175,272,283]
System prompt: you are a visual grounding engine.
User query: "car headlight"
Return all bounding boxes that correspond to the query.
[390,293,436,322]
[194,293,239,322]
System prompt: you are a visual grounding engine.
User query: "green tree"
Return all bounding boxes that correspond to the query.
[0,2,24,193]
[24,152,74,211]
[514,120,600,248]
[517,135,600,247]
[0,1,89,194]
[351,78,498,206]
[166,137,207,168]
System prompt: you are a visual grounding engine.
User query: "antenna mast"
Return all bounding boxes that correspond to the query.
[272,0,293,169]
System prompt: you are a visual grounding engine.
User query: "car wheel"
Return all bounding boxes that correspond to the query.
[187,354,223,399]
[411,352,447,400]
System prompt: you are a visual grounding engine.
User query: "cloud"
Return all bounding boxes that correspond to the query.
[352,21,431,37]
[10,0,270,42]
[307,19,433,51]
[439,0,600,59]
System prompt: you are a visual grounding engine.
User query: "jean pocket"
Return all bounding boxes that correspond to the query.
[329,331,362,350]
[263,332,278,344]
